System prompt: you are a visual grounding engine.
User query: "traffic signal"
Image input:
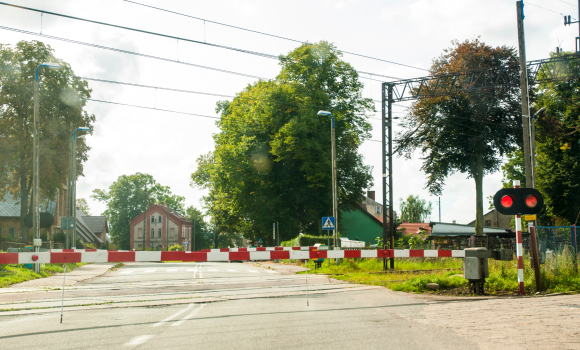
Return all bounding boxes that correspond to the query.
[493,188,544,215]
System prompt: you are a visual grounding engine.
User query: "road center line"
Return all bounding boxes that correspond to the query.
[172,304,206,327]
[125,335,153,346]
[152,303,195,327]
[144,269,156,273]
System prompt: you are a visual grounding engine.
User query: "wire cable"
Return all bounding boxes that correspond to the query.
[122,0,428,72]
[0,25,267,80]
[525,1,576,19]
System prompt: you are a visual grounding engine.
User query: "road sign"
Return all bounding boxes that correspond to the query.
[524,215,537,221]
[493,188,544,215]
[322,217,335,230]
[257,238,264,245]
[61,217,74,229]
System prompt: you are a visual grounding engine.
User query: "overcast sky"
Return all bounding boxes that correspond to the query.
[1,0,576,224]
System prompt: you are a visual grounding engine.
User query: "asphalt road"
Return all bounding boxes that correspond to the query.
[0,262,477,349]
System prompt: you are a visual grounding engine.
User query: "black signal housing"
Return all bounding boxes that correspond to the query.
[493,188,544,215]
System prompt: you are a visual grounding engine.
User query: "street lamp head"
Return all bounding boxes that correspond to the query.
[73,127,91,140]
[41,62,61,69]
[317,111,333,117]
[533,107,546,118]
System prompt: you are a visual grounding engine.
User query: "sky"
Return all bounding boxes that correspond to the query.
[1,0,577,225]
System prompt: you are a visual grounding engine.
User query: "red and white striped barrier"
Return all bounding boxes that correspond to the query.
[0,249,465,264]
[514,180,525,295]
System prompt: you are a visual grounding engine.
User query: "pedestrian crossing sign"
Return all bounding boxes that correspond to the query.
[322,217,335,230]
[257,238,264,244]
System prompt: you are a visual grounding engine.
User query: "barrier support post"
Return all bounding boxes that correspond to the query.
[514,180,525,295]
[529,225,542,291]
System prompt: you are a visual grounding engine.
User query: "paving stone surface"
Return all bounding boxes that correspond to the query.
[419,293,580,350]
[6,263,114,289]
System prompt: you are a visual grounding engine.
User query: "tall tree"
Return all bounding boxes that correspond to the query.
[399,195,432,223]
[91,173,185,249]
[191,41,374,243]
[528,51,580,225]
[396,38,522,235]
[0,41,95,242]
[186,206,213,250]
[76,198,91,215]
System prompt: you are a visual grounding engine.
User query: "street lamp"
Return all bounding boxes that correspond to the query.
[70,127,90,249]
[32,62,60,273]
[317,110,338,251]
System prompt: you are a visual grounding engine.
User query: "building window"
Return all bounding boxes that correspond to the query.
[376,206,381,214]
[159,215,162,223]
[170,228,175,239]
[485,220,492,227]
[137,228,143,238]
[9,227,15,239]
[158,228,162,238]
[150,228,154,237]
[0,227,3,236]
[151,216,155,223]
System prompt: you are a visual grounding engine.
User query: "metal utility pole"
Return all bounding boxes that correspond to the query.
[32,72,40,272]
[516,1,533,192]
[193,216,196,252]
[72,135,77,248]
[143,184,148,250]
[331,116,338,249]
[277,221,279,246]
[439,197,441,222]
[382,83,395,269]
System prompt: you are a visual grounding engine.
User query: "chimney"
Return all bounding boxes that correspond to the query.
[163,202,166,207]
[452,220,456,224]
[367,191,375,200]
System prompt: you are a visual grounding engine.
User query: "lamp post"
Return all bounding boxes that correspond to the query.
[71,127,90,248]
[33,62,60,273]
[317,111,338,251]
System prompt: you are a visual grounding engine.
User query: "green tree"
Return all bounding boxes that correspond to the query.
[186,206,213,250]
[527,51,580,225]
[396,38,522,235]
[91,173,185,249]
[399,195,432,223]
[0,40,94,242]
[192,41,374,243]
[76,198,91,215]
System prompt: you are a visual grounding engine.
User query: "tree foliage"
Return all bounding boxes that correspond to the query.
[186,206,213,250]
[76,198,91,215]
[91,173,185,249]
[397,38,522,234]
[191,41,374,243]
[399,195,432,223]
[0,40,95,242]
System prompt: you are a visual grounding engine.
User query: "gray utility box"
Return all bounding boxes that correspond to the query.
[464,257,489,280]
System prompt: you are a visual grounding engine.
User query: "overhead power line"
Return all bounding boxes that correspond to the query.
[525,1,576,19]
[0,25,267,80]
[87,98,385,141]
[0,2,414,80]
[122,0,428,72]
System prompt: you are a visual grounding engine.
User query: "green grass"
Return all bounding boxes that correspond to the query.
[0,263,86,288]
[299,253,580,295]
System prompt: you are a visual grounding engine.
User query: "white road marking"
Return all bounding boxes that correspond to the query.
[187,269,197,272]
[266,270,279,274]
[166,269,178,272]
[152,304,195,327]
[208,268,219,272]
[247,270,259,273]
[199,268,203,278]
[172,304,206,327]
[125,335,153,346]
[119,271,134,274]
[144,269,156,273]
[227,269,238,272]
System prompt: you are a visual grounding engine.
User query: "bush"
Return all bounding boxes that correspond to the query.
[168,244,184,251]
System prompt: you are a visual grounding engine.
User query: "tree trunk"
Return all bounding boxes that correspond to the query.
[474,154,484,236]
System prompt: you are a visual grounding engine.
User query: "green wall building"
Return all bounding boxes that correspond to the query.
[340,205,383,246]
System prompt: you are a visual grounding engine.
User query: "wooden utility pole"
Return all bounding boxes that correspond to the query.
[516,1,533,191]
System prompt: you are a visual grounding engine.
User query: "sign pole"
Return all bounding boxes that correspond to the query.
[514,180,525,295]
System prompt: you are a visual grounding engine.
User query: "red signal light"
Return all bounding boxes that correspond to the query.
[525,195,538,208]
[501,195,514,208]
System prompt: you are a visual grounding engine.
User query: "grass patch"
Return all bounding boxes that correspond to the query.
[0,263,86,288]
[297,253,580,295]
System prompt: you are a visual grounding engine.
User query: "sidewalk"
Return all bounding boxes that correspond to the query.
[6,263,115,289]
[418,293,580,350]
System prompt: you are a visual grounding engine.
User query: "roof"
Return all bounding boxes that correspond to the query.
[82,216,107,234]
[75,209,103,244]
[0,193,21,217]
[429,222,511,236]
[0,193,56,217]
[130,203,192,225]
[399,223,432,235]
[357,204,384,226]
